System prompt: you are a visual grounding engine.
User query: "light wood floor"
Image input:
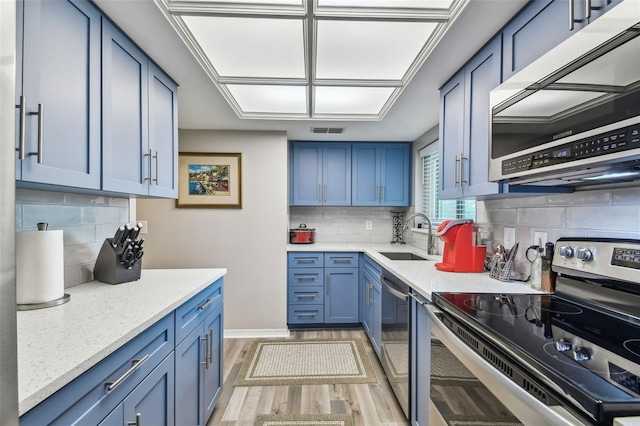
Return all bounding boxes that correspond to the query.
[207,328,506,426]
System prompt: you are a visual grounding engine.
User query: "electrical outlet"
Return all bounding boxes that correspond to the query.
[533,231,547,247]
[365,220,373,231]
[504,227,516,249]
[138,220,148,235]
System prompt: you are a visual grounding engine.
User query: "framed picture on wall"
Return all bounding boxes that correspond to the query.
[176,152,242,208]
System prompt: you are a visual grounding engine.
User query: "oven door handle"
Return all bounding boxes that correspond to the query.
[381,275,408,300]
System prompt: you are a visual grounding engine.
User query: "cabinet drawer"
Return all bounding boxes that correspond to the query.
[288,286,324,305]
[325,252,359,268]
[288,305,324,324]
[288,252,324,267]
[364,256,382,279]
[175,278,223,344]
[20,313,174,426]
[288,268,323,287]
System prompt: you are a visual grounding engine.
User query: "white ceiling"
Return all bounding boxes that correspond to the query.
[94,0,528,142]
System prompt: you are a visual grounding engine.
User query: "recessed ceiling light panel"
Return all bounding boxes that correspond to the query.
[317,0,454,9]
[182,15,306,79]
[226,84,308,114]
[314,86,394,114]
[315,20,438,80]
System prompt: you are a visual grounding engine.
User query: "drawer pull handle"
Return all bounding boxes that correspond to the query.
[198,295,218,311]
[201,333,210,369]
[295,275,317,281]
[106,354,150,391]
[297,312,317,317]
[127,413,142,426]
[330,258,352,263]
[296,258,317,263]
[296,293,317,298]
[208,329,213,366]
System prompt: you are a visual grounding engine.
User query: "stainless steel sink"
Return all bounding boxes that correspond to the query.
[378,252,430,261]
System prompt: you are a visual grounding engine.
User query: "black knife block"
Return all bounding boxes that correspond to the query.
[93,238,141,285]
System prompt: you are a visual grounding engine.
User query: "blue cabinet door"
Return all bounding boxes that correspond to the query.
[410,294,431,426]
[439,71,465,199]
[18,0,101,189]
[123,353,175,426]
[352,143,410,206]
[463,37,502,197]
[291,142,351,205]
[148,63,178,198]
[101,19,149,196]
[502,0,586,81]
[380,143,410,206]
[351,144,379,205]
[203,303,224,422]
[325,267,359,323]
[175,322,206,426]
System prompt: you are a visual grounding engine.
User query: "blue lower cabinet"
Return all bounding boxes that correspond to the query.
[20,279,224,426]
[325,268,359,323]
[100,353,175,426]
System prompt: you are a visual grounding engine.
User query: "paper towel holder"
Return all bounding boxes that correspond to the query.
[17,294,70,311]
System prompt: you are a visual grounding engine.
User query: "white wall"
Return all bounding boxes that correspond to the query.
[136,130,289,336]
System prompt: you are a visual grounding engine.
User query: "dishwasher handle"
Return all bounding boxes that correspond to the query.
[380,275,408,301]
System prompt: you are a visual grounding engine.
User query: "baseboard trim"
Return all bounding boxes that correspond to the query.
[224,328,290,339]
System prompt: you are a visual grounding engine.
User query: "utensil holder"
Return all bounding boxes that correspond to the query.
[490,260,513,281]
[93,239,141,284]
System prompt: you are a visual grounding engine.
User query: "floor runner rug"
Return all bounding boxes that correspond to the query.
[234,338,377,386]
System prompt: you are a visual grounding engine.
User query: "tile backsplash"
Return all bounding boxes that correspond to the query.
[477,186,640,277]
[16,189,130,287]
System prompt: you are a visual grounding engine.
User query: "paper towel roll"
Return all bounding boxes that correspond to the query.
[16,229,64,304]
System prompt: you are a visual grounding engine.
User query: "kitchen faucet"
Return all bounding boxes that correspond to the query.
[402,213,434,255]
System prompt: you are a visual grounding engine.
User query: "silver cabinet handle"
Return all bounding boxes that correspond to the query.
[127,413,142,426]
[376,185,380,202]
[323,185,327,202]
[318,185,322,203]
[144,149,152,182]
[460,153,468,185]
[296,312,317,318]
[198,295,218,311]
[27,104,44,164]
[208,329,213,366]
[295,293,318,299]
[106,354,150,391]
[585,0,591,19]
[365,283,370,305]
[295,274,318,281]
[295,258,317,264]
[454,154,460,187]
[152,151,159,184]
[569,0,574,30]
[380,185,385,202]
[201,333,210,369]
[329,258,352,263]
[326,275,329,295]
[15,95,26,160]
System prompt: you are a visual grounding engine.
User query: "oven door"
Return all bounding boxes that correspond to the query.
[426,303,587,426]
[380,274,409,419]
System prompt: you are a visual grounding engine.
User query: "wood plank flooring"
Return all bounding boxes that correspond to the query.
[207,329,513,426]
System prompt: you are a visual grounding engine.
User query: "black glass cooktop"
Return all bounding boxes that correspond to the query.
[432,292,640,423]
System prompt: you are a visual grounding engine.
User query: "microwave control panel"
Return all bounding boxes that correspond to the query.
[501,125,640,175]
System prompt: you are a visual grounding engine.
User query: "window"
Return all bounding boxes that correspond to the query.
[420,143,475,223]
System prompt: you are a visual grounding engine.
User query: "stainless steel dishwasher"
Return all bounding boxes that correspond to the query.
[380,272,410,419]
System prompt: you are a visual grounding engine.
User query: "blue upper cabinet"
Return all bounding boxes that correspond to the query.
[439,36,501,199]
[101,20,149,196]
[148,63,179,198]
[291,142,351,206]
[17,0,101,189]
[503,0,623,81]
[352,143,410,206]
[102,21,178,198]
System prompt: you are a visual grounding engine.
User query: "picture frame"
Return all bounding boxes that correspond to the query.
[176,152,242,208]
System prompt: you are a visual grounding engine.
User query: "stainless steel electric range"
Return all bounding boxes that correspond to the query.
[432,238,640,425]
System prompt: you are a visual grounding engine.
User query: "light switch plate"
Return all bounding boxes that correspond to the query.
[504,227,516,249]
[138,220,148,235]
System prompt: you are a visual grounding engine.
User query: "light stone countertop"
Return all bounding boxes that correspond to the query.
[287,242,537,300]
[17,268,227,416]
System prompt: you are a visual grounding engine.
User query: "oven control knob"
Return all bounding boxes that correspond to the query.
[573,347,592,362]
[577,248,594,262]
[559,246,574,259]
[555,339,573,352]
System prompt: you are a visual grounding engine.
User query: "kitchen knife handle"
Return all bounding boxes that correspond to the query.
[201,333,210,369]
[27,104,44,164]
[153,151,159,184]
[15,95,26,160]
[106,354,150,391]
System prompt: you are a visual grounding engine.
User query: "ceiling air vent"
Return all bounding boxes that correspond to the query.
[311,127,345,134]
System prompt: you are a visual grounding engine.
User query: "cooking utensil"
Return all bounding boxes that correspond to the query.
[112,226,126,248]
[506,242,519,264]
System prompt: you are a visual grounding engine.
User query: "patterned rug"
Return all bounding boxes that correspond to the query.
[431,340,483,387]
[254,414,354,426]
[234,338,377,386]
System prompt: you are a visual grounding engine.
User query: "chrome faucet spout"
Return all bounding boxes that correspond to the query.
[402,213,434,255]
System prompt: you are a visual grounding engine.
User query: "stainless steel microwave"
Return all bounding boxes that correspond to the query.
[489,0,640,187]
